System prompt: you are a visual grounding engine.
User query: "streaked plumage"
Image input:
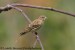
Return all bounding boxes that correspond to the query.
[20,16,46,36]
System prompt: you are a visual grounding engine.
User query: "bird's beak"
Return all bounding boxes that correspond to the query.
[44,16,47,20]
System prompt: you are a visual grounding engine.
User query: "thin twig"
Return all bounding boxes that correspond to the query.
[9,5,44,50]
[33,34,44,50]
[36,35,44,50]
[33,38,38,48]
[7,4,31,23]
[11,3,75,17]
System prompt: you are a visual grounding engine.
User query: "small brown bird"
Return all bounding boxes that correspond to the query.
[20,16,47,36]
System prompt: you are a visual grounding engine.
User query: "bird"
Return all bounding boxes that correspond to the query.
[20,16,47,36]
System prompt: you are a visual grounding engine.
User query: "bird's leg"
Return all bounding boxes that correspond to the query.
[33,32,38,48]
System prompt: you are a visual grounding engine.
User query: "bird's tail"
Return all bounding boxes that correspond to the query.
[20,32,27,36]
[20,26,32,36]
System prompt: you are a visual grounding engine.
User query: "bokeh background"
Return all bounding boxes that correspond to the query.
[0,0,75,50]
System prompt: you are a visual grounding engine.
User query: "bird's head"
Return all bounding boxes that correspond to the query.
[38,15,47,21]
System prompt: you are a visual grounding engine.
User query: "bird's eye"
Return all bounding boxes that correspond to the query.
[41,16,45,18]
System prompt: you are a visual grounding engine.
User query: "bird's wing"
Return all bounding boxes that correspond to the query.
[29,19,42,31]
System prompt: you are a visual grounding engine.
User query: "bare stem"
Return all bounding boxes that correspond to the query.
[8,5,31,23]
[36,35,44,50]
[33,34,44,50]
[33,38,38,48]
[11,3,75,17]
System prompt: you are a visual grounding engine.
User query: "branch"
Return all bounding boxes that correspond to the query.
[9,5,31,23]
[33,32,44,50]
[11,3,75,17]
[0,4,75,17]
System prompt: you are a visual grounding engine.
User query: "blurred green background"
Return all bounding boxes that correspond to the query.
[0,0,75,50]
